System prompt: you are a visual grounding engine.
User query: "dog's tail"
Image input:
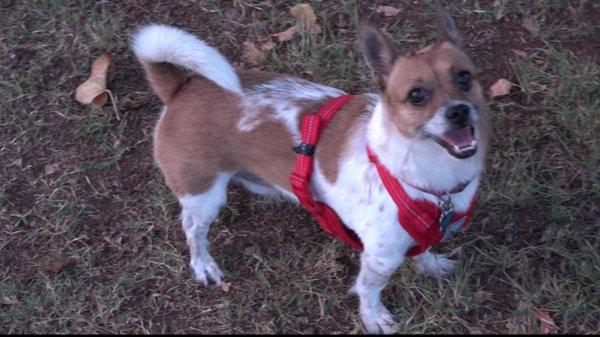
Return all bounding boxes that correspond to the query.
[132,24,242,103]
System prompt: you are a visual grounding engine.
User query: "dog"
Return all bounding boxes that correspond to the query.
[132,1,489,333]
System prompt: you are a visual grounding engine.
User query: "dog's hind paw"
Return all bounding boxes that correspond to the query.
[415,251,458,277]
[190,257,223,286]
[360,304,398,334]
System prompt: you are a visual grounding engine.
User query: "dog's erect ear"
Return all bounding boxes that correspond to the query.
[358,24,397,90]
[435,0,463,48]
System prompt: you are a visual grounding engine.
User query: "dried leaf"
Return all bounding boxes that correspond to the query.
[260,40,275,52]
[474,290,493,302]
[523,17,540,35]
[468,326,483,334]
[44,163,60,175]
[220,282,231,292]
[376,5,401,17]
[272,25,299,42]
[491,0,506,20]
[488,78,513,98]
[112,138,122,149]
[533,308,558,334]
[2,296,20,306]
[242,41,266,66]
[290,3,321,34]
[44,258,76,274]
[75,54,112,106]
[123,95,149,110]
[511,49,528,58]
[9,158,23,168]
[336,14,348,28]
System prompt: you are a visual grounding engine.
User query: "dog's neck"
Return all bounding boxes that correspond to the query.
[363,98,484,194]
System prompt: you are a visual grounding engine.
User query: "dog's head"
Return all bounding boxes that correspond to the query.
[359,1,488,159]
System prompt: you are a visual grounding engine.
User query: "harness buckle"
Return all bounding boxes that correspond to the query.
[293,142,316,156]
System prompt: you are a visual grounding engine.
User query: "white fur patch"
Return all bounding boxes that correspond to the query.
[238,77,344,140]
[232,172,298,202]
[415,250,458,277]
[423,100,480,136]
[179,172,232,285]
[132,24,242,94]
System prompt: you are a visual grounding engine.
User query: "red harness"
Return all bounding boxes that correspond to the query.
[290,95,477,256]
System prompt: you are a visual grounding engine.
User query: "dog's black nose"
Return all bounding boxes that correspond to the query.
[445,104,470,125]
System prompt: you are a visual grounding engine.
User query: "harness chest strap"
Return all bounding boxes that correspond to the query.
[366,147,477,256]
[290,94,478,256]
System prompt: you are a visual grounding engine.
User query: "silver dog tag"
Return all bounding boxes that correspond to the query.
[442,217,466,241]
[438,194,454,238]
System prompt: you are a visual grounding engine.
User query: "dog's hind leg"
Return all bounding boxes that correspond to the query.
[178,172,232,286]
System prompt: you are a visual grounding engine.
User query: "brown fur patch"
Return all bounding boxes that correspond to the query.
[383,42,483,137]
[143,62,189,104]
[316,95,373,183]
[153,69,370,197]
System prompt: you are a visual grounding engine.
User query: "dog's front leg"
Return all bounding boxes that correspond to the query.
[352,248,404,334]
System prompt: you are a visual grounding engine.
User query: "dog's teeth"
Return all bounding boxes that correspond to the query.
[453,145,461,153]
[470,140,477,147]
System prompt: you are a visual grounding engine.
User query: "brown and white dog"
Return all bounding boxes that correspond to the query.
[132,2,490,333]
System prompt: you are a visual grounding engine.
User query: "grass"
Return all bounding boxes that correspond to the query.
[1,0,598,334]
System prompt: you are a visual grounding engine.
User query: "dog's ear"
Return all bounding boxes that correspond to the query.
[435,0,463,48]
[358,23,397,90]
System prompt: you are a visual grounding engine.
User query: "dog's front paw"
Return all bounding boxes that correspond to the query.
[190,257,223,286]
[415,251,458,277]
[360,304,398,334]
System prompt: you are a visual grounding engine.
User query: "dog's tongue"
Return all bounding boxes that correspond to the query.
[441,127,474,148]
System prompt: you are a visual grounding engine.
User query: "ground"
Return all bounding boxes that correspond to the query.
[1,0,598,334]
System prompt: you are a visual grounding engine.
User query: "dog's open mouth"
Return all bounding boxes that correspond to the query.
[432,126,477,159]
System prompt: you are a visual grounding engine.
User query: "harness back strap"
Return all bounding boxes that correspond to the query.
[290,94,363,249]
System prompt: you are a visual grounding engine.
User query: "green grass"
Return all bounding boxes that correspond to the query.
[1,0,598,334]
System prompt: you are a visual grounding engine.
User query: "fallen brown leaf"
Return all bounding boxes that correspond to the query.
[511,49,528,58]
[2,296,20,306]
[290,3,321,34]
[376,5,401,17]
[488,78,513,98]
[44,257,76,274]
[523,17,540,35]
[533,308,558,334]
[474,290,493,302]
[336,14,348,28]
[260,40,275,52]
[123,95,149,110]
[220,282,231,292]
[9,158,23,168]
[75,54,113,106]
[242,41,267,66]
[272,25,299,42]
[44,163,60,175]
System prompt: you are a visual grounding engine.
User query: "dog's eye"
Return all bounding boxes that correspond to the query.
[408,88,427,106]
[455,71,471,91]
